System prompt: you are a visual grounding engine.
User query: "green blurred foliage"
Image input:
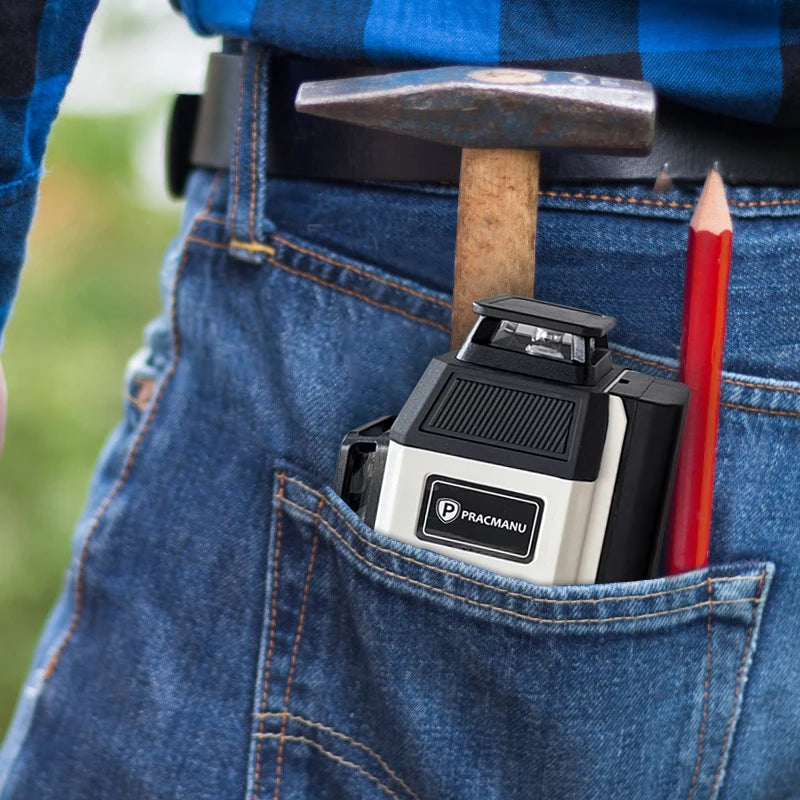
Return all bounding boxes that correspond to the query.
[0,114,181,735]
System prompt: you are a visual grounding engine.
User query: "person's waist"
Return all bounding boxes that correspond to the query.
[168,50,800,199]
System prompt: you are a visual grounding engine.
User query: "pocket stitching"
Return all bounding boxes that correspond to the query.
[252,474,288,800]
[708,569,767,799]
[688,577,714,799]
[272,498,323,800]
[254,734,404,800]
[262,256,449,333]
[193,213,452,311]
[614,350,800,418]
[256,712,420,800]
[283,475,763,607]
[270,233,451,309]
[279,490,765,626]
[614,349,800,397]
[183,235,448,335]
[186,241,450,333]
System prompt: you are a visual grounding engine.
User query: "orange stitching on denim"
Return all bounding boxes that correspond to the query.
[279,493,760,626]
[541,190,800,211]
[196,213,227,226]
[256,712,420,800]
[540,190,694,209]
[186,236,227,250]
[230,41,248,231]
[195,226,450,310]
[255,734,402,800]
[271,234,451,309]
[721,401,800,418]
[708,569,767,799]
[282,474,761,606]
[612,349,679,373]
[688,578,714,799]
[230,238,277,256]
[732,198,800,208]
[272,498,322,800]
[249,49,264,241]
[208,208,800,405]
[724,376,800,395]
[614,350,800,397]
[44,173,224,681]
[252,475,286,800]
[265,256,449,334]
[179,238,448,336]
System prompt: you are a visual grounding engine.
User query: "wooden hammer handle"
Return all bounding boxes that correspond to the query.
[451,148,540,348]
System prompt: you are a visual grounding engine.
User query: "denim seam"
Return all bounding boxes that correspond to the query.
[541,190,800,211]
[256,712,420,800]
[41,171,225,683]
[615,353,800,418]
[271,233,452,309]
[229,41,248,233]
[542,190,694,210]
[208,192,800,220]
[196,218,799,411]
[186,236,228,251]
[688,577,714,800]
[272,498,322,800]
[183,235,449,333]
[616,350,800,396]
[278,493,762,626]
[249,49,263,242]
[730,199,800,208]
[254,734,402,800]
[264,256,450,334]
[197,213,227,225]
[708,570,767,799]
[193,217,450,309]
[721,402,800,419]
[284,474,761,607]
[252,474,287,800]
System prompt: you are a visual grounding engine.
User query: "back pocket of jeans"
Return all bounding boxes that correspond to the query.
[246,465,773,800]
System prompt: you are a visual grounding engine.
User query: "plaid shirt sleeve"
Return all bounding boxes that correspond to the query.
[176,0,800,126]
[0,0,97,342]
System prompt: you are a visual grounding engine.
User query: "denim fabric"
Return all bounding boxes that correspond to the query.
[2,43,800,798]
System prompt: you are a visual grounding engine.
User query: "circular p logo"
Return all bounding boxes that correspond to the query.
[436,498,461,524]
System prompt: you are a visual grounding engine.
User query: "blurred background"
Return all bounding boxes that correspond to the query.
[0,1,216,735]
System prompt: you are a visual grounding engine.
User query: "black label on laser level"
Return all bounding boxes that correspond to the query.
[418,476,543,562]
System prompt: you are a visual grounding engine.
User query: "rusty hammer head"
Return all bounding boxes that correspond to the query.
[295,66,655,154]
[296,66,656,347]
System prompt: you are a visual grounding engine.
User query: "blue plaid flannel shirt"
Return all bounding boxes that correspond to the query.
[2,0,800,339]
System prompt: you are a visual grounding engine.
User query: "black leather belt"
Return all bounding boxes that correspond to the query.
[167,52,800,197]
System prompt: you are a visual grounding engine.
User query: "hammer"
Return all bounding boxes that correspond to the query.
[296,67,655,347]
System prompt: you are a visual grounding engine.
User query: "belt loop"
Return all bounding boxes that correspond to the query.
[227,42,276,263]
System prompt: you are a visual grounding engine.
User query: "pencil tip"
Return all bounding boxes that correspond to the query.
[652,163,673,193]
[692,168,731,233]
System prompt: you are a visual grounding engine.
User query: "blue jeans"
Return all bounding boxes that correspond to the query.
[1,46,798,799]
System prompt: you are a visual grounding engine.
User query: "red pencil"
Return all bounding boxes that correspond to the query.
[665,169,733,575]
